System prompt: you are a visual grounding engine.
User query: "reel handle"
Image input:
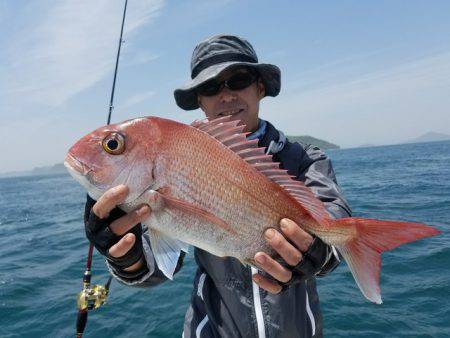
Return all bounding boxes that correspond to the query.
[77,284,109,311]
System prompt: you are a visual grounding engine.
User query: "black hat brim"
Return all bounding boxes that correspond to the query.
[174,61,281,111]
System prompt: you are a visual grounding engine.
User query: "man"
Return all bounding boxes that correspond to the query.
[84,34,351,337]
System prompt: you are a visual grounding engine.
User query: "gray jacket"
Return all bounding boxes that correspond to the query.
[108,121,351,338]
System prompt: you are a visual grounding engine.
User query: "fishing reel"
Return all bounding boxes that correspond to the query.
[77,274,110,311]
[75,246,113,338]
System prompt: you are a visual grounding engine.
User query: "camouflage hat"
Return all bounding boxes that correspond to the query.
[174,34,281,110]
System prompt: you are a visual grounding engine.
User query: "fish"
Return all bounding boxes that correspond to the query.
[64,115,440,304]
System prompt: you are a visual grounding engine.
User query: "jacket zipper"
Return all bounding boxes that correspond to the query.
[305,280,316,336]
[251,267,266,338]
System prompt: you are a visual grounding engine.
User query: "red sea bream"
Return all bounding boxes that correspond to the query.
[64,116,440,304]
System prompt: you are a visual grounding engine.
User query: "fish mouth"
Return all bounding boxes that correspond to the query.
[64,153,93,177]
[64,153,105,200]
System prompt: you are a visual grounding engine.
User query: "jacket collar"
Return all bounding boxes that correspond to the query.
[247,119,267,141]
[257,120,286,155]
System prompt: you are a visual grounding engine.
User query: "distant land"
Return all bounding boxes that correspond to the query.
[405,131,450,144]
[357,143,377,148]
[32,163,67,175]
[287,135,340,150]
[356,131,450,148]
[0,163,67,178]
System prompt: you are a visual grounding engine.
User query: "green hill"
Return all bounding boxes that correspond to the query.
[287,135,339,150]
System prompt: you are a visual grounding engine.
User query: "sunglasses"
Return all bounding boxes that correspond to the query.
[196,71,258,97]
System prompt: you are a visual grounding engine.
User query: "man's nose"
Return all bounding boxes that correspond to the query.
[218,86,236,103]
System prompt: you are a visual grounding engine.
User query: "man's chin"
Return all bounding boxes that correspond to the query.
[212,110,256,132]
[233,111,257,132]
[219,110,246,123]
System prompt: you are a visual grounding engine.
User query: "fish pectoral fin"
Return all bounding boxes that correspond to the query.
[148,229,189,280]
[157,190,236,235]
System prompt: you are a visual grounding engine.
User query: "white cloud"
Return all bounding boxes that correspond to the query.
[119,90,156,110]
[125,50,160,66]
[0,0,164,173]
[263,51,450,147]
[296,52,450,111]
[2,0,164,109]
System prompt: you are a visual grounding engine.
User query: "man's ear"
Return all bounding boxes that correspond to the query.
[197,96,205,111]
[257,79,265,99]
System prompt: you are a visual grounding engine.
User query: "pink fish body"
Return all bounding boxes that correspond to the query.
[65,116,440,303]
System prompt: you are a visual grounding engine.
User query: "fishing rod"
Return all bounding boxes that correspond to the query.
[76,0,128,337]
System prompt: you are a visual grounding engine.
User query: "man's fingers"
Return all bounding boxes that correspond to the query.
[109,205,151,235]
[109,233,135,258]
[252,273,282,294]
[280,218,313,252]
[254,252,292,283]
[264,228,302,266]
[92,185,129,218]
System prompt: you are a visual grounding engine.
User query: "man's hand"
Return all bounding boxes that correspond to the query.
[85,185,151,273]
[252,218,314,294]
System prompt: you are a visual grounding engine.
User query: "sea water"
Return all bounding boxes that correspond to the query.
[0,141,449,337]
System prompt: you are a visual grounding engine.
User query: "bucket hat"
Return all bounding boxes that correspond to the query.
[174,34,281,110]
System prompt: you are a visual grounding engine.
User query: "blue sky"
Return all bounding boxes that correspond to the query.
[1,0,450,173]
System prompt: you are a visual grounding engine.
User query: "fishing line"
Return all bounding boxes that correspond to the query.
[76,1,128,337]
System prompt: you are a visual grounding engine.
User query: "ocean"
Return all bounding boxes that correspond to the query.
[1,141,449,337]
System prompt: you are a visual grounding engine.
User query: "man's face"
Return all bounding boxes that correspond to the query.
[197,67,265,132]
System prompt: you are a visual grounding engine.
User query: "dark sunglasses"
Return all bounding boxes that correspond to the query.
[196,71,258,97]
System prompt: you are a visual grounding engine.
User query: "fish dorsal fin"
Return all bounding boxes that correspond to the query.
[191,116,263,157]
[191,117,331,222]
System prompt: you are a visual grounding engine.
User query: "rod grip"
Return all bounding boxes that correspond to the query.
[76,309,88,337]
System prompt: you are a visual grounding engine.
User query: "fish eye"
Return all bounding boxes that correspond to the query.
[102,132,125,155]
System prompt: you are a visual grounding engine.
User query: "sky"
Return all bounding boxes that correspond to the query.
[1,0,450,173]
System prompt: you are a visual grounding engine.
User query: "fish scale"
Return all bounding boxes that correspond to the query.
[162,138,276,258]
[158,121,333,262]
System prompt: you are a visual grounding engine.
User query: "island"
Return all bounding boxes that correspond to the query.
[405,131,450,144]
[287,135,340,150]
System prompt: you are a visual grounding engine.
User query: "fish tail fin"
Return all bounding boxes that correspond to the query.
[332,217,440,304]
